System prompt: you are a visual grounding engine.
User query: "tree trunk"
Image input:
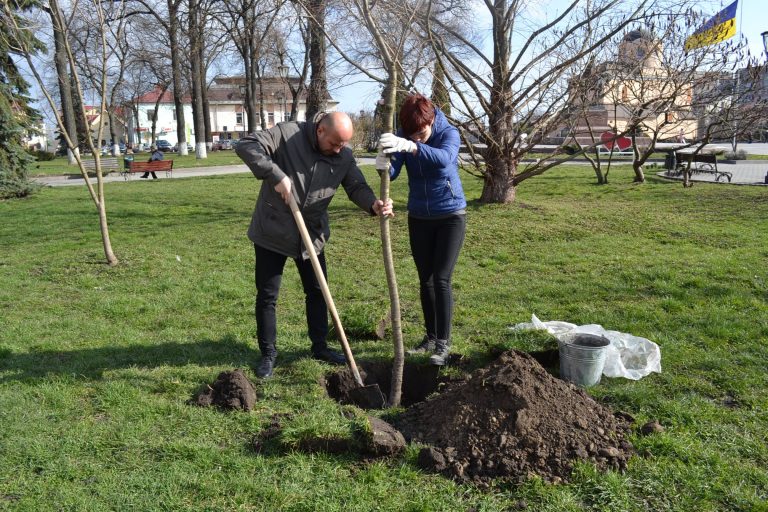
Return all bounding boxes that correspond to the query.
[168,0,188,155]
[51,6,78,165]
[630,133,645,182]
[379,72,403,409]
[306,0,327,119]
[188,0,207,158]
[480,147,517,203]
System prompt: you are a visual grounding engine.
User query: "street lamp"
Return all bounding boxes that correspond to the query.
[277,65,289,122]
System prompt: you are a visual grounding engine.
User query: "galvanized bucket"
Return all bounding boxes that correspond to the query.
[558,333,610,387]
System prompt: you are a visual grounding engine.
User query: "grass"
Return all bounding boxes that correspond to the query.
[2,165,768,510]
[29,150,245,176]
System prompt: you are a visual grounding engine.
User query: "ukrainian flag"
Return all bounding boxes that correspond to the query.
[684,0,738,51]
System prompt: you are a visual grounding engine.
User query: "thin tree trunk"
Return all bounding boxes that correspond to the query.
[378,73,404,408]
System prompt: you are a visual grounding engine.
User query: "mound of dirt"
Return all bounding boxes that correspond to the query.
[395,350,633,485]
[192,368,257,411]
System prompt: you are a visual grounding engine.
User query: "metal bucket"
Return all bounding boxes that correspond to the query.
[558,333,610,387]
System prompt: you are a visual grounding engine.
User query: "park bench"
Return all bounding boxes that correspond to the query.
[597,146,633,157]
[121,159,174,180]
[674,151,732,182]
[82,157,119,175]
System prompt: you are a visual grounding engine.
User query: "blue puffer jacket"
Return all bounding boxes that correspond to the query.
[390,108,466,217]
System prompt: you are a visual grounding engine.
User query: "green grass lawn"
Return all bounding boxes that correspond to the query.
[1,166,767,510]
[29,150,245,176]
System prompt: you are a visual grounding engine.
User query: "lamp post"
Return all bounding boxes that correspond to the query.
[239,84,247,136]
[278,65,289,122]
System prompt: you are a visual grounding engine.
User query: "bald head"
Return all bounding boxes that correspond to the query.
[317,111,354,156]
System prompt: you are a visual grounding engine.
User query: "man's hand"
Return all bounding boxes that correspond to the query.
[372,198,394,218]
[379,133,417,154]
[375,151,391,173]
[275,176,292,205]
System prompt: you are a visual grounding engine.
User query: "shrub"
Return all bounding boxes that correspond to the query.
[723,149,747,160]
[29,149,55,161]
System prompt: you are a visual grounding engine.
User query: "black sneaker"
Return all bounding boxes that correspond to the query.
[407,336,436,354]
[255,355,276,378]
[429,340,451,366]
[312,347,346,365]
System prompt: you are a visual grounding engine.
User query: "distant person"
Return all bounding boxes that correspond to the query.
[236,111,393,379]
[141,145,163,179]
[677,129,686,144]
[377,93,466,366]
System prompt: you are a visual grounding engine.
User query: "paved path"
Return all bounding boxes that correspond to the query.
[658,160,768,185]
[32,164,252,187]
[32,157,767,187]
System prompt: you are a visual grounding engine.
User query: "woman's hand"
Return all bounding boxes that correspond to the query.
[379,133,417,154]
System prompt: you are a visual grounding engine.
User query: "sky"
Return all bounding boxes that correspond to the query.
[333,0,768,114]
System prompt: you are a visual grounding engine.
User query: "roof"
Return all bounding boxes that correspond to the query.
[132,76,333,105]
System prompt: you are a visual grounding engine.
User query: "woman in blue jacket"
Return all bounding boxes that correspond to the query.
[378,94,467,365]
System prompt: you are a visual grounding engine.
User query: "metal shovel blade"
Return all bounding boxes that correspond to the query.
[348,384,386,409]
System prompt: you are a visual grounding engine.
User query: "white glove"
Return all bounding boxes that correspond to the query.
[379,133,417,154]
[375,151,391,172]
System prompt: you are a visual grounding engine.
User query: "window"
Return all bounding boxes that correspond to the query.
[268,112,275,126]
[172,109,176,121]
[236,112,244,125]
[146,109,155,121]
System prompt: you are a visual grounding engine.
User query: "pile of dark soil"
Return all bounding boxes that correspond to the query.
[192,368,257,411]
[395,350,633,485]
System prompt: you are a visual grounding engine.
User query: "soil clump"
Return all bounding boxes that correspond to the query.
[192,368,257,411]
[395,350,633,484]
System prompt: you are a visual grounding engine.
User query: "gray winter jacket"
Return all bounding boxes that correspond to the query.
[236,113,377,260]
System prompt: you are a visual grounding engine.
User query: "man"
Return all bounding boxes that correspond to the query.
[141,145,163,179]
[236,111,393,378]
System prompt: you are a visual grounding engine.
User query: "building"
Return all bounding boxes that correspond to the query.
[125,76,337,148]
[550,29,697,147]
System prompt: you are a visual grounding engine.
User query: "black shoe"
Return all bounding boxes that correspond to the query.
[407,335,436,354]
[312,347,346,365]
[255,355,276,378]
[429,340,451,366]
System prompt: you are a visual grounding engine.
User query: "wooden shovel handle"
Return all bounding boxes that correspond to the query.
[287,195,364,387]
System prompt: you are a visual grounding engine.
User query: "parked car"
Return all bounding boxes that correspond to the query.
[156,139,173,152]
[213,139,233,151]
[172,142,193,152]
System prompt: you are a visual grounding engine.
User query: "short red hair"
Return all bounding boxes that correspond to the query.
[399,94,435,137]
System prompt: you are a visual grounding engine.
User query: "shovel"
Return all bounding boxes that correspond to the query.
[287,194,386,409]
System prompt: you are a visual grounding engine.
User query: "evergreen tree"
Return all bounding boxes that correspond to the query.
[1,0,44,198]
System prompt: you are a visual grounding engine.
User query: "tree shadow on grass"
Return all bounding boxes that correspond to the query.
[0,334,257,383]
[0,335,346,385]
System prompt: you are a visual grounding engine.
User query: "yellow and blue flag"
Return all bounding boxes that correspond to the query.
[684,1,738,51]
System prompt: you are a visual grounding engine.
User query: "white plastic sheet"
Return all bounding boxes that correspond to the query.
[510,314,661,380]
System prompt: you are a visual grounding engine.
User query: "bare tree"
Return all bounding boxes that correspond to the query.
[216,0,282,132]
[5,0,120,265]
[419,0,665,202]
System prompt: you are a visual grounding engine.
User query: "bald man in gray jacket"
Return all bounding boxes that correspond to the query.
[237,111,392,378]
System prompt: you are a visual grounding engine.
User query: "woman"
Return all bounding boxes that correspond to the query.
[378,94,466,365]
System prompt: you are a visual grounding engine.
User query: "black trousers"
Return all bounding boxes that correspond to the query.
[254,244,328,355]
[408,214,466,342]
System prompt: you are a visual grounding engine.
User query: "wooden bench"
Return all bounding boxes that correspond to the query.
[82,157,119,174]
[121,159,174,180]
[674,152,732,182]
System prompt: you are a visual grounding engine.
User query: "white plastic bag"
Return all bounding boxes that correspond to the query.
[510,314,661,380]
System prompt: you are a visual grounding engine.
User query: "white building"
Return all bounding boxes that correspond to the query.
[125,76,338,148]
